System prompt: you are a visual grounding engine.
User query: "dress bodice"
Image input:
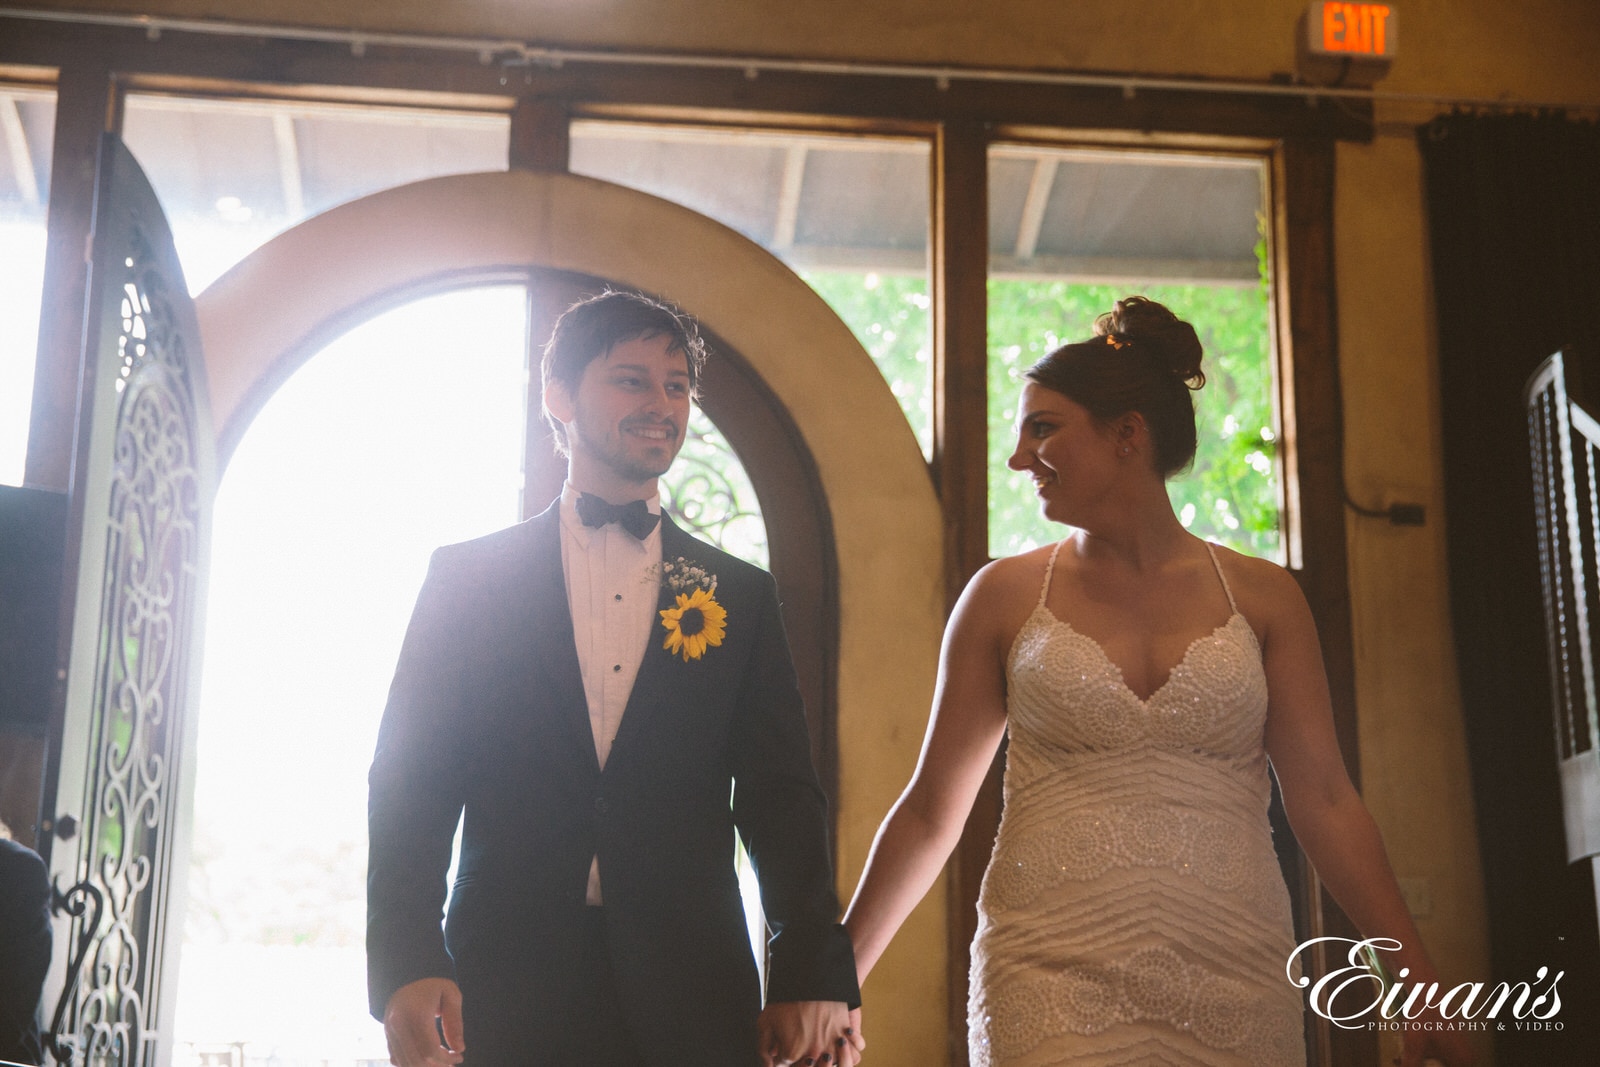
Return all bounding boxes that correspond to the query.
[968,541,1305,1067]
[1007,602,1269,760]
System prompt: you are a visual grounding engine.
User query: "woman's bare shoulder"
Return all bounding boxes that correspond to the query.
[968,542,1060,600]
[953,542,1061,642]
[1208,543,1311,622]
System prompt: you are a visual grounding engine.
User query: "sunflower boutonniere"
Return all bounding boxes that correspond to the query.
[652,557,727,661]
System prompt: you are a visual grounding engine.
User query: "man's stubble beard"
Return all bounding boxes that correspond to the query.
[574,421,683,485]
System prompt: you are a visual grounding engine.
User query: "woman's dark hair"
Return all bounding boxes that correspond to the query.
[1024,295,1207,477]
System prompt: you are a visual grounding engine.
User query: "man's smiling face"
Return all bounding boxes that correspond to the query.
[545,331,692,499]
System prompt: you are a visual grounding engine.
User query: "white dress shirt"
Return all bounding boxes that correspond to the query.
[557,483,662,904]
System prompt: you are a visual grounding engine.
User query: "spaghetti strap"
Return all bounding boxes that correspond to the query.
[1038,540,1066,608]
[1203,541,1239,614]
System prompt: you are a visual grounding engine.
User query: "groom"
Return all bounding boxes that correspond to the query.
[367,290,860,1067]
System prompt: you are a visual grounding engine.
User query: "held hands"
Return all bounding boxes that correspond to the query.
[383,978,465,1067]
[759,1001,865,1067]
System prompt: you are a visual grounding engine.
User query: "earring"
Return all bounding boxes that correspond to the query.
[1119,446,1131,455]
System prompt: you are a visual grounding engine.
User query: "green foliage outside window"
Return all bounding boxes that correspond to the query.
[799,270,934,458]
[793,266,1280,566]
[988,278,1281,562]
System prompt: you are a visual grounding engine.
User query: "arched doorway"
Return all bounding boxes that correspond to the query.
[194,170,949,1059]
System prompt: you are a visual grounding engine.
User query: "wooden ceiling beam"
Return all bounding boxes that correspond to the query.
[772,143,807,250]
[0,20,1373,143]
[1014,157,1057,260]
[0,93,41,207]
[270,109,304,217]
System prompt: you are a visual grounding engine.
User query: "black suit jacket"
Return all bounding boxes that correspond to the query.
[0,837,51,1066]
[367,505,857,1063]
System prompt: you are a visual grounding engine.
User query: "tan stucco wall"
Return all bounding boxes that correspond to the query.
[1334,127,1492,1064]
[41,0,1600,1062]
[11,0,1600,100]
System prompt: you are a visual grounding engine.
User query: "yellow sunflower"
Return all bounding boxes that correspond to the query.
[660,586,728,661]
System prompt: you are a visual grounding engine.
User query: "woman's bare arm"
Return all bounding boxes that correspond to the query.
[843,561,1018,981]
[1254,559,1474,1065]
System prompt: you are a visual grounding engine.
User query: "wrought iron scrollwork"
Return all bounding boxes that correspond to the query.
[661,409,768,568]
[44,877,105,1067]
[51,214,202,1066]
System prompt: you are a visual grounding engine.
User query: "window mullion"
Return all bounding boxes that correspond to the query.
[932,118,990,602]
[25,60,115,492]
[932,115,993,1067]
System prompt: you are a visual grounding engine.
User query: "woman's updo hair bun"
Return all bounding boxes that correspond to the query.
[1024,295,1208,478]
[1094,295,1206,391]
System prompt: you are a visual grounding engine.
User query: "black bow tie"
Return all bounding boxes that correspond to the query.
[575,493,660,540]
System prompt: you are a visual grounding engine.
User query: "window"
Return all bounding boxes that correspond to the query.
[985,144,1281,561]
[121,95,510,292]
[571,122,935,458]
[0,85,54,486]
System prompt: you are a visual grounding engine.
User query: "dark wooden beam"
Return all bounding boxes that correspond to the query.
[1278,135,1378,1067]
[24,58,116,492]
[0,20,1373,143]
[1281,137,1360,787]
[522,280,576,520]
[931,116,993,1067]
[933,118,990,596]
[509,95,570,172]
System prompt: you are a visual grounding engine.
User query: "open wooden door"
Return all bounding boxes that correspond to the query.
[36,132,213,1067]
[1527,351,1600,925]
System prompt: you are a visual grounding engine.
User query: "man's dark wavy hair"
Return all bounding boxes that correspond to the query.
[540,289,707,455]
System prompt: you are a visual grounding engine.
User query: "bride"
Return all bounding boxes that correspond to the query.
[842,297,1473,1066]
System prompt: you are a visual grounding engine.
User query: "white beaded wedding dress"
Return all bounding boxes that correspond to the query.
[968,541,1306,1067]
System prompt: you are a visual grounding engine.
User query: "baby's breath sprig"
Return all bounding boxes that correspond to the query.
[649,556,718,595]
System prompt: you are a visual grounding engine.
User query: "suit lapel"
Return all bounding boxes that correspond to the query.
[607,516,700,776]
[522,503,601,774]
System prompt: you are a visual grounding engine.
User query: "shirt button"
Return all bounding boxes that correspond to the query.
[595,796,609,815]
[614,593,622,601]
[612,664,622,672]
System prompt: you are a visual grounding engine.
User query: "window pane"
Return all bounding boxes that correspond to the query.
[0,86,55,486]
[986,147,1281,561]
[122,95,509,293]
[571,122,933,457]
[795,270,931,452]
[665,407,769,569]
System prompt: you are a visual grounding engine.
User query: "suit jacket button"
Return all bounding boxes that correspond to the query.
[594,796,609,815]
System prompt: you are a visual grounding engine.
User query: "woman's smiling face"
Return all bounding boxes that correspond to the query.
[1007,382,1125,524]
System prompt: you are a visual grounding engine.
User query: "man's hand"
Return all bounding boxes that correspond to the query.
[759,1001,865,1067]
[383,978,465,1067]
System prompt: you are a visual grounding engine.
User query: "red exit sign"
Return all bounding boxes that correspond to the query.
[1308,2,1397,58]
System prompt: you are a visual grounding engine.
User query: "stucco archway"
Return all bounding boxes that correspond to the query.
[193,170,949,1061]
